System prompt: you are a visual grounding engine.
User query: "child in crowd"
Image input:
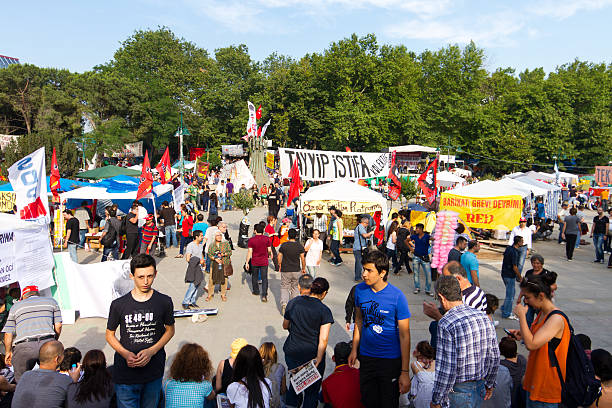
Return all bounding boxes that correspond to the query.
[499,336,527,408]
[259,342,286,408]
[485,293,499,327]
[59,347,82,377]
[592,349,612,407]
[408,341,435,408]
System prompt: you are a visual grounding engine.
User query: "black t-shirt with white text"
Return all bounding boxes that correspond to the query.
[66,218,80,244]
[106,290,174,384]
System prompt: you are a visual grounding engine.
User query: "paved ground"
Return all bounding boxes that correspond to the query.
[60,205,612,379]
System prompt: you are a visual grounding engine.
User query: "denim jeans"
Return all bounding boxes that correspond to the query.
[180,235,193,255]
[517,245,528,273]
[251,265,268,297]
[183,282,200,305]
[526,305,536,328]
[448,379,485,408]
[353,250,363,281]
[68,243,78,263]
[101,243,119,261]
[557,221,565,243]
[594,233,605,261]
[330,239,342,264]
[225,193,233,210]
[285,354,325,408]
[201,195,209,211]
[576,229,581,248]
[79,229,87,248]
[526,392,558,408]
[501,276,516,318]
[115,377,162,408]
[413,257,431,292]
[165,225,178,248]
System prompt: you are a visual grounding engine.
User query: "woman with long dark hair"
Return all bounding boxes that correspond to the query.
[386,220,399,272]
[208,193,219,224]
[227,345,272,408]
[66,350,115,408]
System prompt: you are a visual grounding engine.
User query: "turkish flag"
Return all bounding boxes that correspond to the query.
[155,147,172,184]
[287,159,302,207]
[257,126,262,137]
[345,146,351,152]
[256,105,262,119]
[137,151,154,200]
[418,159,438,204]
[50,147,60,198]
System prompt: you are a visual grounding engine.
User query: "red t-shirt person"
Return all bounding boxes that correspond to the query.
[247,234,271,267]
[321,364,364,408]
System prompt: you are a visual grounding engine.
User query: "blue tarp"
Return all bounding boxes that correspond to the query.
[0,177,91,193]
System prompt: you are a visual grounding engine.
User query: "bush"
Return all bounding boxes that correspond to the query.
[232,189,255,214]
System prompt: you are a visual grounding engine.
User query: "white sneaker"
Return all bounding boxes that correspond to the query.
[506,314,519,321]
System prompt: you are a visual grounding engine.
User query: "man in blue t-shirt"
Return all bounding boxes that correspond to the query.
[460,240,480,286]
[353,217,375,282]
[349,251,411,408]
[410,223,433,296]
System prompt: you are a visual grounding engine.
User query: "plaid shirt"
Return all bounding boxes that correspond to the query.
[432,303,500,407]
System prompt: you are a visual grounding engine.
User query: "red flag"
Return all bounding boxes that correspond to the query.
[137,151,154,200]
[373,211,385,246]
[287,159,302,207]
[345,146,351,152]
[257,126,262,137]
[388,151,401,201]
[155,148,172,184]
[256,105,262,119]
[418,159,438,204]
[50,147,60,198]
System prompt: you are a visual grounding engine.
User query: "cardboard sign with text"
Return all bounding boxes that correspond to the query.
[440,193,523,230]
[595,166,612,186]
[290,360,322,394]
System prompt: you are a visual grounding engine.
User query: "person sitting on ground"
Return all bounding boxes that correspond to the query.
[591,349,612,408]
[408,341,435,408]
[66,349,115,408]
[215,338,248,395]
[13,341,78,408]
[259,342,286,408]
[577,333,592,360]
[164,343,215,407]
[227,345,272,408]
[498,336,527,408]
[59,347,82,376]
[321,341,364,408]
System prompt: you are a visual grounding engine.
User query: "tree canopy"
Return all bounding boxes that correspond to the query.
[1,28,610,176]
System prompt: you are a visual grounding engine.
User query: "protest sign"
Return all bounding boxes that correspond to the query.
[196,161,209,180]
[173,183,186,209]
[0,192,15,212]
[221,144,245,156]
[290,360,322,394]
[440,193,523,230]
[595,166,612,185]
[279,148,389,181]
[8,146,50,221]
[266,151,275,169]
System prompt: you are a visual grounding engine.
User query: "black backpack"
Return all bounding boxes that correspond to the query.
[101,221,117,247]
[119,215,128,236]
[545,310,601,408]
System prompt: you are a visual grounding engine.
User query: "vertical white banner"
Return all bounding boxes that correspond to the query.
[8,147,49,221]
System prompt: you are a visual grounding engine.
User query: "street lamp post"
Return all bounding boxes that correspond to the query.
[177,112,191,182]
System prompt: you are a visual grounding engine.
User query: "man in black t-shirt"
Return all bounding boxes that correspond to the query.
[121,204,140,260]
[447,236,468,263]
[63,210,80,263]
[159,201,178,249]
[282,274,333,408]
[278,229,305,314]
[106,254,175,408]
[591,207,609,263]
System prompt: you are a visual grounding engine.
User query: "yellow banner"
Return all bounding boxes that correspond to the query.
[439,193,523,230]
[266,152,274,169]
[301,200,381,215]
[0,192,15,212]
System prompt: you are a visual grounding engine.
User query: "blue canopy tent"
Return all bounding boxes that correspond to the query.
[0,177,91,193]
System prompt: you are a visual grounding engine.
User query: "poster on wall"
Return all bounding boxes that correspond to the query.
[278,148,389,181]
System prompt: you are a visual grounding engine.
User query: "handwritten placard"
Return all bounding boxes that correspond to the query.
[290,360,322,394]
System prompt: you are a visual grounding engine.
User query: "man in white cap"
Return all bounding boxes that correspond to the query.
[507,217,533,273]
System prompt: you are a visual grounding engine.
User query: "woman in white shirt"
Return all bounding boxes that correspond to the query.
[304,229,324,277]
[227,345,272,408]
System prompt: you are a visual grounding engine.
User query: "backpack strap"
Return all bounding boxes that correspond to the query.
[544,310,571,394]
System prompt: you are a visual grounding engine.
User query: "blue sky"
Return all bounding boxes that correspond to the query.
[2,0,612,74]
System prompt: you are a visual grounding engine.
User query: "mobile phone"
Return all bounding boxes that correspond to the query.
[503,328,516,338]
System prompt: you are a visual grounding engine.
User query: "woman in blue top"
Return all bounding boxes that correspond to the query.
[164,343,215,407]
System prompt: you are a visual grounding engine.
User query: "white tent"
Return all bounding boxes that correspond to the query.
[437,171,465,187]
[500,178,549,197]
[385,145,437,153]
[451,168,472,177]
[515,176,561,191]
[218,159,256,189]
[449,180,527,197]
[504,172,525,179]
[300,180,388,223]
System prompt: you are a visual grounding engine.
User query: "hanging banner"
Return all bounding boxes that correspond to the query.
[301,200,382,215]
[189,148,206,161]
[8,146,50,221]
[279,148,389,181]
[221,145,245,156]
[266,152,275,169]
[196,161,210,180]
[0,192,15,212]
[440,193,523,230]
[595,166,612,185]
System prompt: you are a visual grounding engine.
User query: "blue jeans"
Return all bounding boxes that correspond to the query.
[115,377,162,408]
[517,245,528,273]
[180,235,192,255]
[251,265,268,296]
[225,194,233,210]
[68,243,78,263]
[576,229,581,248]
[79,229,87,248]
[165,225,178,248]
[448,379,485,408]
[285,354,325,408]
[594,233,605,261]
[353,250,363,281]
[557,221,565,243]
[219,195,226,210]
[526,305,537,328]
[413,257,431,292]
[183,282,200,305]
[101,243,119,262]
[526,392,558,408]
[201,195,209,211]
[501,276,516,318]
[330,239,342,264]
